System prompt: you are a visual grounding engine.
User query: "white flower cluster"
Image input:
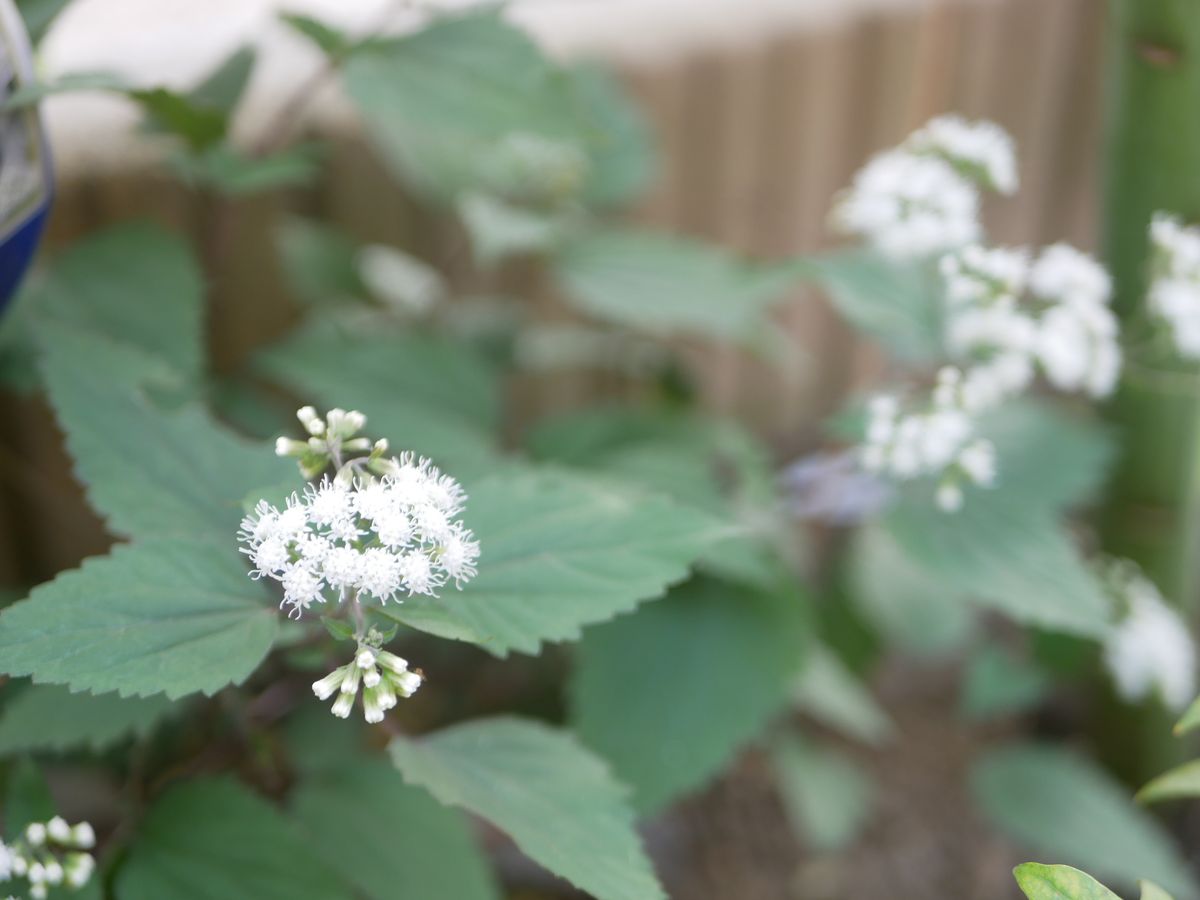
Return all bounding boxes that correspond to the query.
[1148,213,1200,359]
[239,456,480,618]
[859,368,997,512]
[0,817,95,899]
[833,115,1016,260]
[941,242,1122,405]
[313,646,424,722]
[1103,567,1196,711]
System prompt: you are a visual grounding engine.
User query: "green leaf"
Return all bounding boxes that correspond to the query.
[391,717,664,900]
[960,645,1050,721]
[255,317,499,476]
[29,222,206,383]
[382,465,722,655]
[972,743,1198,898]
[458,192,571,264]
[552,228,805,341]
[275,217,367,308]
[792,644,893,746]
[291,760,500,900]
[116,778,352,900]
[344,11,582,199]
[5,759,55,840]
[187,46,255,117]
[16,0,73,45]
[850,524,975,656]
[1013,863,1122,900]
[170,143,320,195]
[1174,695,1200,735]
[280,13,356,58]
[883,403,1115,637]
[132,87,230,151]
[811,251,944,361]
[1143,881,1177,900]
[1137,760,1200,805]
[771,735,873,852]
[0,684,175,753]
[40,325,292,541]
[321,617,356,642]
[1,70,133,110]
[570,577,807,813]
[0,538,278,699]
[568,65,654,208]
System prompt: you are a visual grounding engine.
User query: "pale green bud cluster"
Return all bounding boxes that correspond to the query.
[1,816,96,899]
[312,644,424,723]
[275,406,390,481]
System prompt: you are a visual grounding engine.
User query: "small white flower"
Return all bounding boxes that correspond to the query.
[907,115,1018,194]
[280,564,325,617]
[834,149,981,259]
[330,692,354,719]
[312,665,348,701]
[25,824,45,848]
[935,481,963,513]
[43,861,63,885]
[395,670,423,697]
[957,440,997,486]
[70,823,95,851]
[355,649,377,670]
[1029,243,1112,308]
[65,853,95,888]
[1148,214,1200,359]
[1105,571,1196,711]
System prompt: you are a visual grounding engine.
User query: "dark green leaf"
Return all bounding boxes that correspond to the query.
[116,778,352,900]
[571,577,808,812]
[0,684,175,753]
[291,760,500,900]
[391,717,664,900]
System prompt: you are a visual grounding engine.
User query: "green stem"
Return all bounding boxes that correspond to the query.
[1098,0,1200,781]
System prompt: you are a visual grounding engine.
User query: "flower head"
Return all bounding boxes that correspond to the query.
[1148,213,1200,359]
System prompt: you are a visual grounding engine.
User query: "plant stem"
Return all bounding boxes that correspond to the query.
[1098,0,1200,781]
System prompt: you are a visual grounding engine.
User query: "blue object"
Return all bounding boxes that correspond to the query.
[0,0,51,315]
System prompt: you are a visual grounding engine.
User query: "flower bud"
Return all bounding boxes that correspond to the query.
[44,860,64,885]
[31,882,47,900]
[47,816,71,844]
[26,823,46,846]
[376,650,409,675]
[330,692,354,719]
[362,686,386,724]
[394,669,423,698]
[28,861,46,882]
[312,665,348,701]
[71,822,96,850]
[275,437,308,457]
[340,664,362,695]
[355,649,377,670]
[362,667,382,689]
[66,853,95,888]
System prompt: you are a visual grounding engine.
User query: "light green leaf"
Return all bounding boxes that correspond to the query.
[255,317,499,476]
[571,577,807,813]
[40,325,292,541]
[116,778,352,900]
[973,744,1198,898]
[0,538,278,699]
[29,223,205,383]
[0,684,175,753]
[850,524,975,656]
[883,403,1115,638]
[1174,696,1200,736]
[568,64,653,208]
[383,465,721,654]
[170,143,320,195]
[1013,862,1122,900]
[552,228,805,340]
[960,645,1049,721]
[1143,881,1177,900]
[291,760,500,900]
[344,11,579,199]
[1137,760,1200,805]
[280,12,356,58]
[458,192,571,264]
[187,46,255,117]
[2,70,132,110]
[811,250,943,361]
[772,735,873,852]
[275,217,367,308]
[391,716,665,900]
[792,644,893,746]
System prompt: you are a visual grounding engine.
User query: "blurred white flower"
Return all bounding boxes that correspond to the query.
[858,368,996,512]
[1104,569,1196,711]
[1148,213,1200,359]
[0,818,95,898]
[908,114,1019,194]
